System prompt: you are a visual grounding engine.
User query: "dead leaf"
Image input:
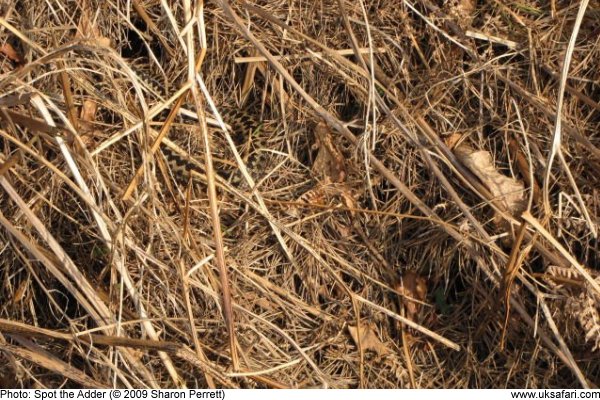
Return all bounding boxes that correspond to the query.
[96,36,111,48]
[455,144,526,218]
[312,122,347,184]
[396,270,428,321]
[76,10,112,47]
[12,279,29,304]
[348,322,391,357]
[337,222,352,238]
[446,0,476,28]
[444,132,463,150]
[80,99,98,122]
[1,43,23,64]
[339,186,357,210]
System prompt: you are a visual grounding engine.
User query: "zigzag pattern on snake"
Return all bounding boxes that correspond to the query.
[131,62,268,186]
[159,107,267,187]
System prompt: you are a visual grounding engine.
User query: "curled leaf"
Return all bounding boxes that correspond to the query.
[1,43,23,64]
[455,144,526,217]
[348,323,390,357]
[396,270,428,321]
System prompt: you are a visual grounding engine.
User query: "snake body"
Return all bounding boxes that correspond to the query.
[160,107,265,186]
[131,62,266,185]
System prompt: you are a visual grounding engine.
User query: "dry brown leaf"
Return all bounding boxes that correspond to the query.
[296,123,354,211]
[255,297,273,311]
[348,322,391,357]
[76,9,112,47]
[455,144,526,217]
[339,186,358,210]
[12,279,29,304]
[444,132,463,150]
[80,99,98,123]
[446,0,476,28]
[337,222,352,238]
[312,122,347,184]
[1,43,23,64]
[396,270,428,321]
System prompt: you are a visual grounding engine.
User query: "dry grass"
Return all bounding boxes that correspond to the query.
[1,0,599,388]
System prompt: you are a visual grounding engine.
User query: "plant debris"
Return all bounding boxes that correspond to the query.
[0,0,599,389]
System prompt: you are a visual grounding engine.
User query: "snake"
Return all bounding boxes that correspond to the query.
[129,62,267,183]
[159,106,266,187]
